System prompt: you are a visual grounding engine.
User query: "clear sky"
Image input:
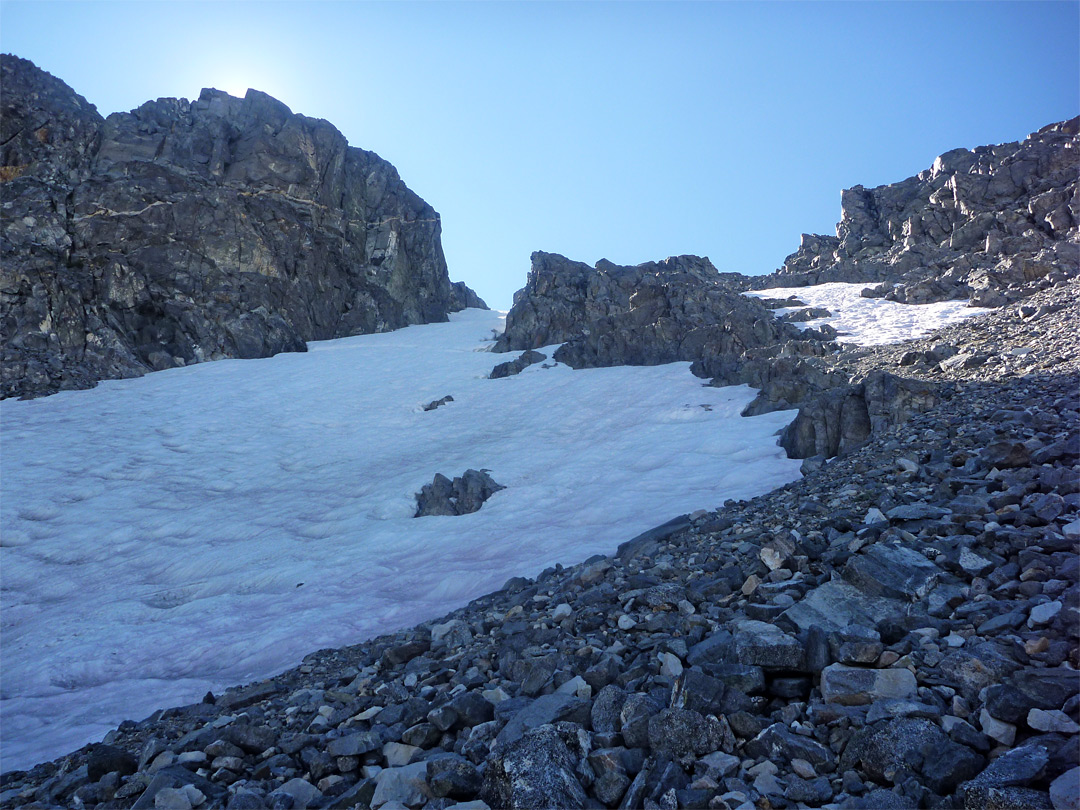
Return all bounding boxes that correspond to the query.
[3,2,1077,309]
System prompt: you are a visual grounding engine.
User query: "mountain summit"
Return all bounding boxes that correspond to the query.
[0,54,485,399]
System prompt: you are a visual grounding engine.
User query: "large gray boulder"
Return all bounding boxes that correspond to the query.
[480,724,589,809]
[1,54,484,399]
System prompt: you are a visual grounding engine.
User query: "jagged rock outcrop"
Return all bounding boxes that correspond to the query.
[489,349,546,379]
[752,118,1080,305]
[449,281,488,312]
[0,55,485,399]
[414,469,505,517]
[494,251,817,370]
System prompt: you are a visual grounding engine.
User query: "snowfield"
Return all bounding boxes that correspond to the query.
[746,281,990,345]
[1,309,801,771]
[0,287,992,771]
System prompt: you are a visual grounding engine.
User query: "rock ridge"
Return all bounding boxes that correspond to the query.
[750,118,1080,305]
[0,54,485,399]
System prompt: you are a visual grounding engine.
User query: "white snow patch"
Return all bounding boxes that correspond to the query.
[747,282,991,345]
[0,309,801,769]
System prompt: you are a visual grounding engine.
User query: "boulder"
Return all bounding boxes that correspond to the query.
[414,470,505,517]
[820,664,917,705]
[480,725,588,810]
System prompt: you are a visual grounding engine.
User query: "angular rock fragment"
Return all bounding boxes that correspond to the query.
[414,469,505,517]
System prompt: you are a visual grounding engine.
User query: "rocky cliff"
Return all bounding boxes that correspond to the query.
[752,118,1079,305]
[494,252,828,370]
[0,55,485,399]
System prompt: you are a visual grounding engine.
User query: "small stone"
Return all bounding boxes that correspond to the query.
[733,620,805,669]
[154,787,193,810]
[791,758,816,779]
[1050,766,1080,810]
[270,778,322,809]
[1027,708,1080,734]
[959,548,995,577]
[371,762,429,808]
[659,652,684,679]
[877,650,901,667]
[1028,600,1062,627]
[552,603,573,622]
[1025,637,1051,655]
[864,507,887,525]
[820,664,917,705]
[753,771,784,797]
[980,708,1017,746]
[555,676,590,699]
[700,751,740,778]
[382,742,420,767]
[328,731,382,757]
[617,614,636,631]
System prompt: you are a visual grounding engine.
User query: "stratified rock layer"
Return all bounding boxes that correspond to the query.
[0,54,484,399]
[752,118,1080,304]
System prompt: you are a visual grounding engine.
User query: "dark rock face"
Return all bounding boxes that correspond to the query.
[494,251,807,370]
[414,469,505,517]
[489,349,546,379]
[0,55,485,399]
[778,370,940,459]
[752,118,1080,304]
[449,281,488,311]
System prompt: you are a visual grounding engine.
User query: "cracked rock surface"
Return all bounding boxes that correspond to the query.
[1,55,484,400]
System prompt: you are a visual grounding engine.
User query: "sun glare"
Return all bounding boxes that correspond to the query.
[221,81,251,99]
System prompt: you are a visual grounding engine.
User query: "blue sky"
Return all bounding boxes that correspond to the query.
[3,2,1077,309]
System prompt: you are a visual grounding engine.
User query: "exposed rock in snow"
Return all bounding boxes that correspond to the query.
[414,469,506,517]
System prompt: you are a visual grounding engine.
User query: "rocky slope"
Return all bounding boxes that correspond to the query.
[0,55,485,399]
[3,281,1076,810]
[750,118,1079,306]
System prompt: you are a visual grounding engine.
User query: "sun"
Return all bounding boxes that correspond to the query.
[220,80,252,99]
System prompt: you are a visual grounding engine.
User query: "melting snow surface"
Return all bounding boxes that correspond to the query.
[1,308,803,770]
[747,282,991,345]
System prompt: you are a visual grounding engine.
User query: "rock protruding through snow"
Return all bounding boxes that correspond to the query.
[414,470,506,517]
